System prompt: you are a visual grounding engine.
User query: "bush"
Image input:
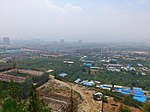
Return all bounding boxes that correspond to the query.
[119,105,131,112]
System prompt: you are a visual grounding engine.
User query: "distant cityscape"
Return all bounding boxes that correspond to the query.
[1,0,150,111]
[0,37,150,111]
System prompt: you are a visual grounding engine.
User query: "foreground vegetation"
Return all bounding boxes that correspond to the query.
[0,81,52,112]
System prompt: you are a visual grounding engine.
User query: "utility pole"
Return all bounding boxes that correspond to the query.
[70,85,73,112]
[101,93,104,112]
[12,57,16,69]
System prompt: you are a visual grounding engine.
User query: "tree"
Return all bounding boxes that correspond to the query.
[110,83,115,92]
[81,67,86,72]
[0,82,51,112]
[0,82,6,105]
[28,84,52,112]
[1,98,28,112]
[88,69,91,75]
[7,81,22,100]
[119,105,131,112]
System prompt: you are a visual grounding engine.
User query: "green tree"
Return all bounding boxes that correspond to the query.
[110,83,115,92]
[7,81,22,100]
[0,81,28,112]
[88,69,91,75]
[1,98,26,112]
[28,84,52,112]
[81,67,86,72]
[119,105,131,112]
[0,82,51,112]
[0,82,6,105]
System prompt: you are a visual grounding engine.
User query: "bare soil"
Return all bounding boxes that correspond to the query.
[37,76,143,112]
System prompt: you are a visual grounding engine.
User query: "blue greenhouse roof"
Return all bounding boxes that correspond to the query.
[84,63,92,67]
[133,95,146,103]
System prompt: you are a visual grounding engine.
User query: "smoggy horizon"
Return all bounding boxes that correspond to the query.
[0,0,150,43]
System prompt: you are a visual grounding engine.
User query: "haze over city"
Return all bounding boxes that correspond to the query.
[0,0,150,42]
[1,1,150,112]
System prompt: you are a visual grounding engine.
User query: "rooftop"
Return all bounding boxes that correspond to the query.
[0,73,26,83]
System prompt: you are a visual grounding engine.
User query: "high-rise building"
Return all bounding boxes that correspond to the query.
[3,37,10,45]
[60,39,64,43]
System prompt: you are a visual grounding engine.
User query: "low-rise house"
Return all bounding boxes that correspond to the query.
[74,78,81,84]
[129,67,136,71]
[58,73,68,77]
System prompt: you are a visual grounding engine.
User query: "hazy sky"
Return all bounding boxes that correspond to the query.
[0,0,150,42]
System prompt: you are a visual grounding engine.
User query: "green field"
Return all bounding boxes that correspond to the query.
[1,55,150,91]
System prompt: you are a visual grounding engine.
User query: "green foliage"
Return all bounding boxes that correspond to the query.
[0,82,28,112]
[0,82,7,103]
[12,56,148,109]
[2,99,18,112]
[1,99,27,112]
[7,81,22,100]
[119,105,131,112]
[14,56,150,90]
[28,84,51,112]
[103,96,108,103]
[81,66,86,72]
[0,82,52,112]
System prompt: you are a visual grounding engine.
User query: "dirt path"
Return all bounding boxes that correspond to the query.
[51,78,102,112]
[39,77,142,112]
[72,84,102,112]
